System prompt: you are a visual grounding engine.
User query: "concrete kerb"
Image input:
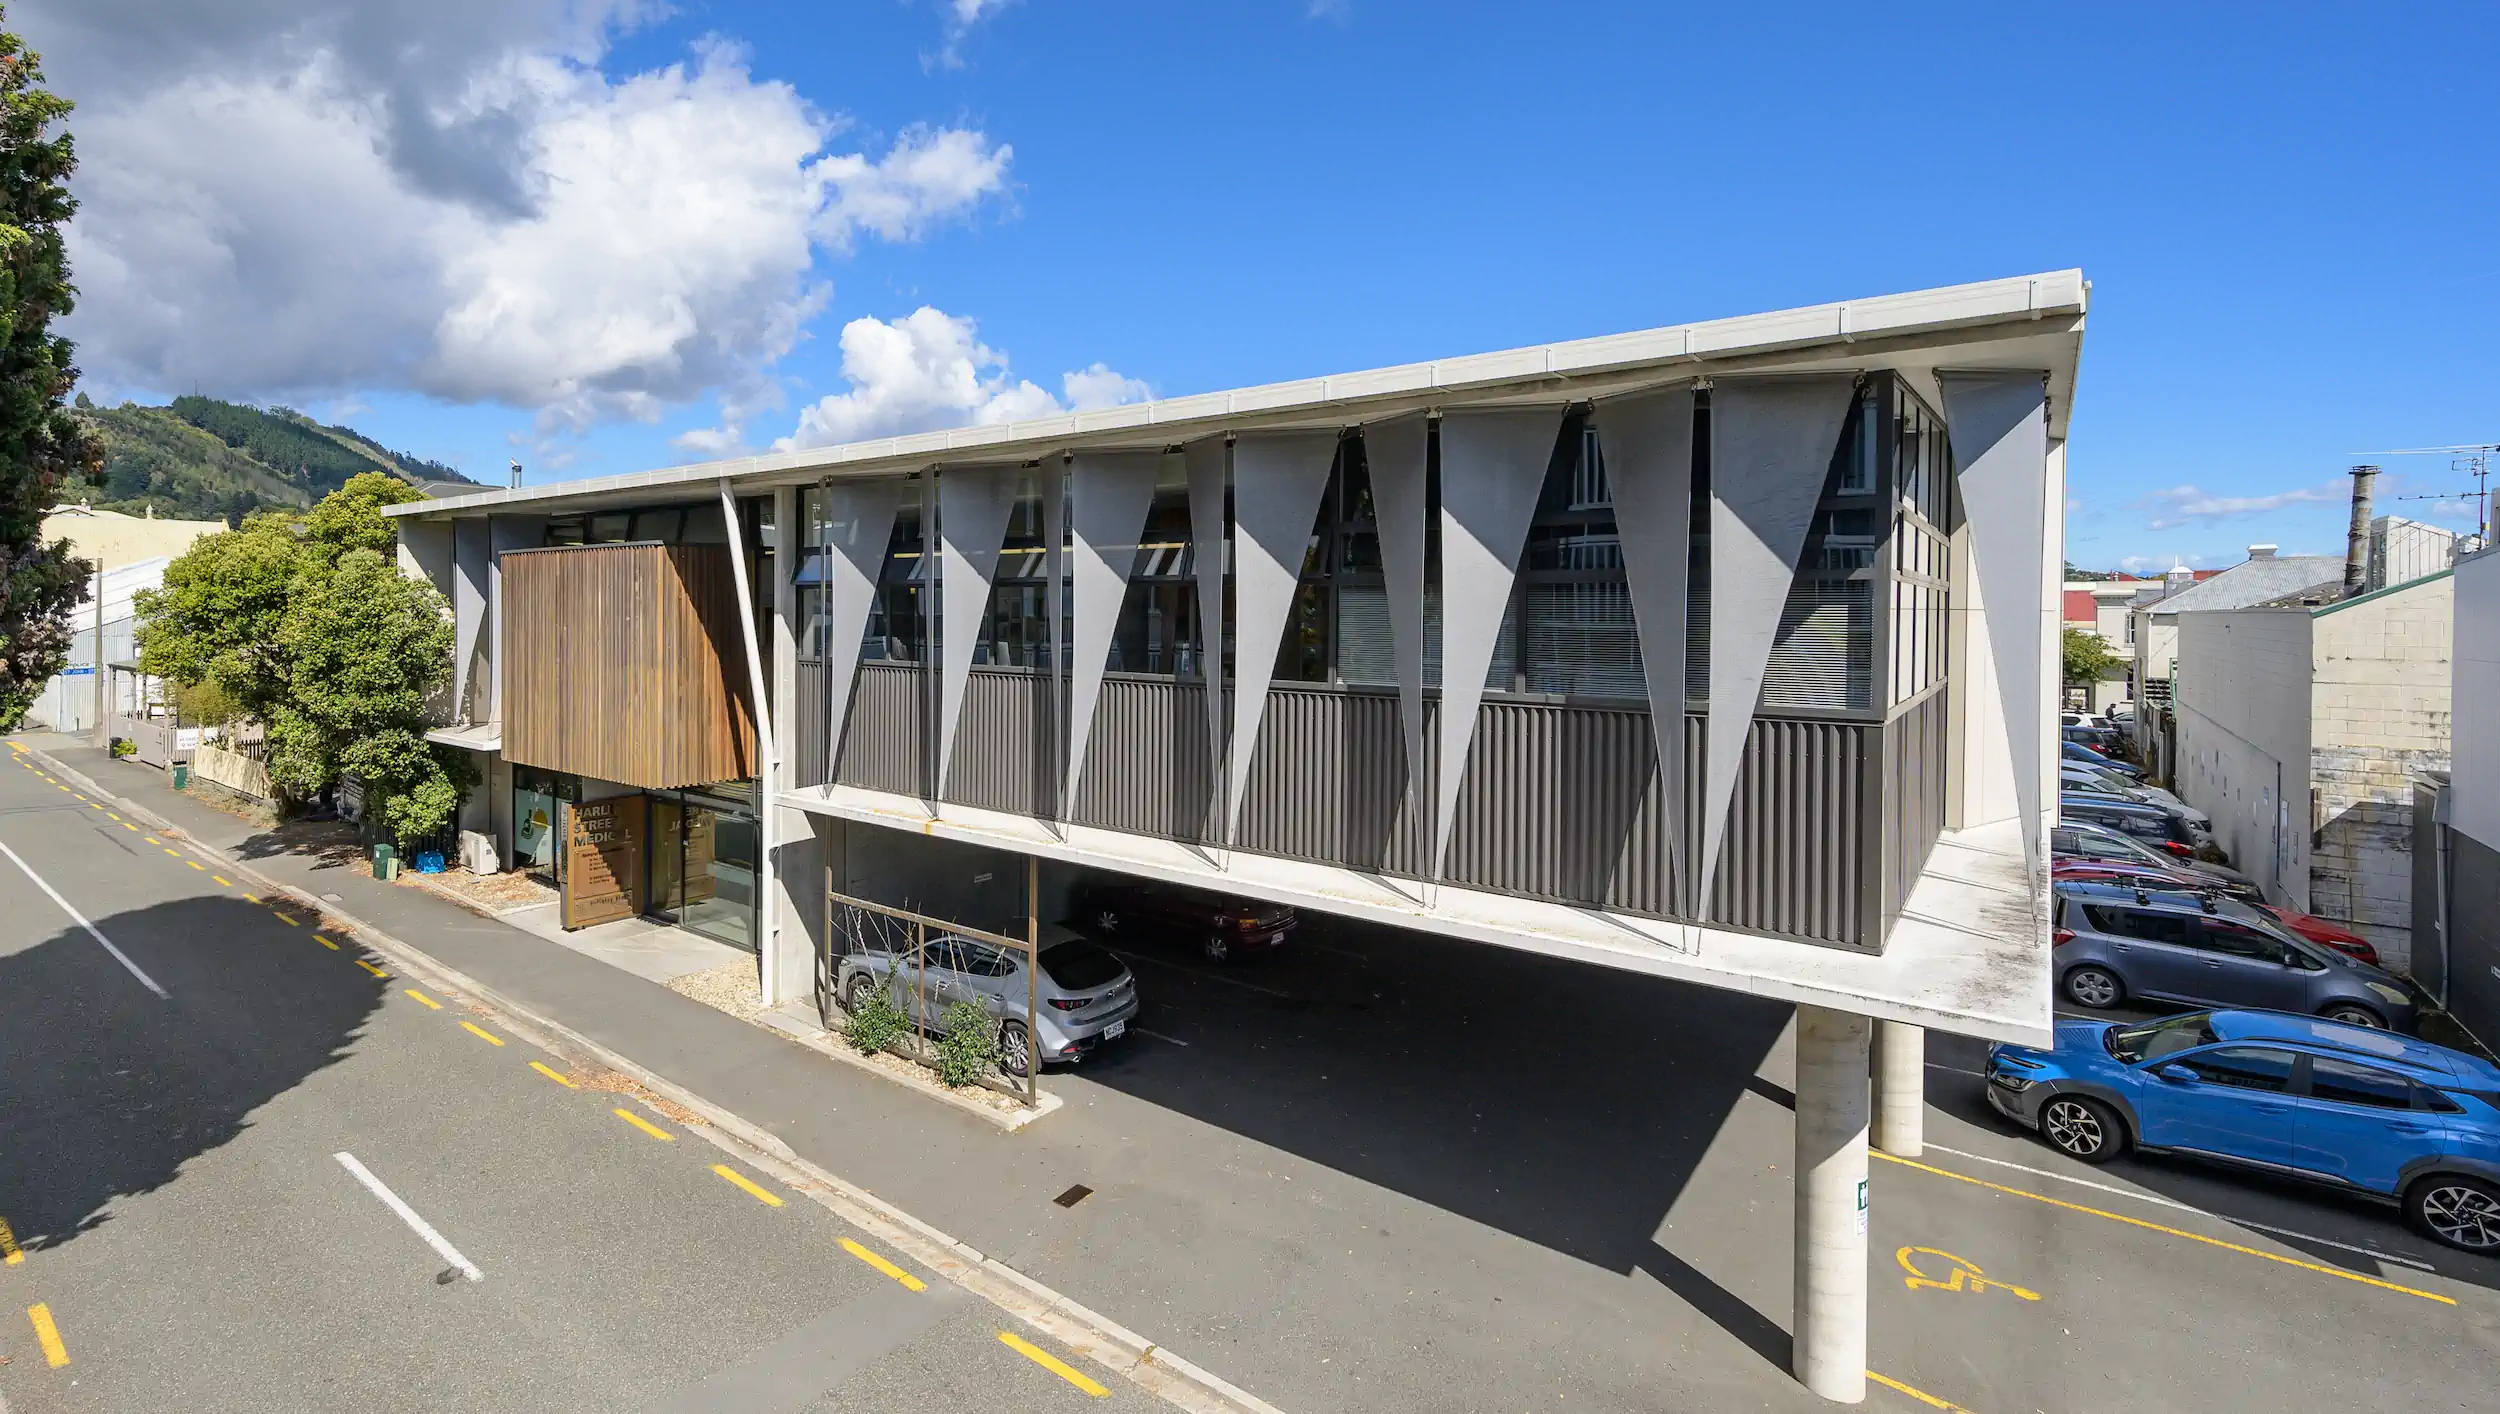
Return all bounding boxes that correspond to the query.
[18,742,1286,1414]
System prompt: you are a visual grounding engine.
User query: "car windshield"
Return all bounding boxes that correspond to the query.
[2105,1014,2219,1064]
[1040,941,1127,990]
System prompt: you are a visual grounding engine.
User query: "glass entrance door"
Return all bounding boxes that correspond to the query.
[643,791,757,953]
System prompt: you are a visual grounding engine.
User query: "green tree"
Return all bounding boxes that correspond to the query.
[2062,625,2123,686]
[138,476,471,841]
[0,18,102,731]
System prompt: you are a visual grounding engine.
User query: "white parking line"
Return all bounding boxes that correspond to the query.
[333,1152,483,1282]
[0,839,170,999]
[1136,1028,1191,1047]
[1922,1142,2438,1272]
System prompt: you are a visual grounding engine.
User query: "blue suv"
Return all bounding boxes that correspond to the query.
[1986,1010,2500,1253]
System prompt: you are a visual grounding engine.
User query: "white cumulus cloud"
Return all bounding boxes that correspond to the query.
[2135,481,2344,531]
[28,0,1013,442]
[774,307,1148,452]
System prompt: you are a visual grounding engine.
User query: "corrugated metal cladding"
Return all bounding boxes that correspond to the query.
[817,666,1879,947]
[1880,687,1949,934]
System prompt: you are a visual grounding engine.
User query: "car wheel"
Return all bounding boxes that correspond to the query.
[2407,1174,2500,1253]
[2063,965,2124,1010]
[1203,933,1232,963]
[2321,1004,2387,1030]
[840,972,877,1016]
[2039,1095,2128,1164]
[998,1020,1034,1078]
[1094,909,1121,934]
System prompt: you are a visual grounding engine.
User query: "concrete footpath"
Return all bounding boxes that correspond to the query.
[14,737,1281,1414]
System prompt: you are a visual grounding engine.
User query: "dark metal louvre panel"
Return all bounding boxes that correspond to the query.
[1070,677,1216,844]
[834,662,922,796]
[1442,700,1666,910]
[1880,687,1949,934]
[793,657,830,787]
[1235,684,1424,874]
[1706,717,1863,944]
[940,669,1052,816]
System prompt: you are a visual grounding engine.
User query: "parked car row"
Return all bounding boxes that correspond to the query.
[2050,881,2420,1030]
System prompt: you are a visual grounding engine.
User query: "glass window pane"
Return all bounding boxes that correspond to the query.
[2177,1046,2296,1093]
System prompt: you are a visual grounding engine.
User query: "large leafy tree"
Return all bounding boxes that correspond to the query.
[140,473,473,841]
[0,18,102,731]
[2062,625,2124,686]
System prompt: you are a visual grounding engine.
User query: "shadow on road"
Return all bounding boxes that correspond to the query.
[0,895,383,1253]
[1061,911,1798,1360]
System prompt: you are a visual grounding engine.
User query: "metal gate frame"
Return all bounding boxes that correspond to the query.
[817,855,1041,1107]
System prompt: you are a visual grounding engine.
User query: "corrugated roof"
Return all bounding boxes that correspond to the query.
[2153,555,2348,615]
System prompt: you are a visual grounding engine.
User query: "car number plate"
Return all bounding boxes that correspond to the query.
[1104,1021,1127,1040]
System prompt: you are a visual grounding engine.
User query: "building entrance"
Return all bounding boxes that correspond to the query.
[647,787,759,952]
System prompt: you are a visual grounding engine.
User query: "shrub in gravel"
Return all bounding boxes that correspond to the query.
[847,989,909,1057]
[935,1000,1000,1087]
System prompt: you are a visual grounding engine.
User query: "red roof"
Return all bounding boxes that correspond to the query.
[2063,590,2098,622]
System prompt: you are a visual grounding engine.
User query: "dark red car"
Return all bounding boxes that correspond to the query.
[2256,903,2381,968]
[2050,858,2262,904]
[1076,879,1298,963]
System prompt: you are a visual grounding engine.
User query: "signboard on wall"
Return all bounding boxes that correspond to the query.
[562,795,648,930]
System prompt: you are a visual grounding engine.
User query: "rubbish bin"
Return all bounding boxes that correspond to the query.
[372,842,397,881]
[171,763,190,790]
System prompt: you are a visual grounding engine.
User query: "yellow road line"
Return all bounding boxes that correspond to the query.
[998,1331,1107,1397]
[614,1108,674,1141]
[271,910,298,926]
[186,860,205,871]
[0,1215,20,1265]
[355,958,388,978]
[28,1302,69,1368]
[712,1164,785,1207]
[119,822,137,832]
[404,988,443,1010]
[212,875,231,887]
[1874,1152,2455,1305]
[461,1021,506,1047]
[840,1238,927,1291]
[105,812,121,821]
[144,836,160,844]
[529,1061,576,1088]
[312,934,340,950]
[1869,1369,1974,1412]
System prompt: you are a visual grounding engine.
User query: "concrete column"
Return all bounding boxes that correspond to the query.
[1794,1005,1871,1404]
[1872,1020,1925,1158]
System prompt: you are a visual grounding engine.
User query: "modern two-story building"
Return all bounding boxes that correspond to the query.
[389,271,2084,1403]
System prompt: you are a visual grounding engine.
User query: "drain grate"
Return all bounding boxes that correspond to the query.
[1053,1184,1093,1209]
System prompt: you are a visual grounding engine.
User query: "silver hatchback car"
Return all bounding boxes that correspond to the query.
[836,926,1140,1076]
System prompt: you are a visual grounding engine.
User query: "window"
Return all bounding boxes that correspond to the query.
[2172,1046,2298,1093]
[2306,1056,2418,1111]
[2197,921,2289,962]
[2082,905,2193,946]
[2106,1014,2218,1063]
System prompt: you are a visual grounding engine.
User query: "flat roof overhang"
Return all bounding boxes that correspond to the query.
[786,783,2052,1044]
[390,270,2086,522]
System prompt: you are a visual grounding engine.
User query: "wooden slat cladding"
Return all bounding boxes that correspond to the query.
[502,544,756,789]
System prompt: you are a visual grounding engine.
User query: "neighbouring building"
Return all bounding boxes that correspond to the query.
[2172,569,2453,969]
[2061,576,2142,711]
[20,505,229,733]
[2130,546,2342,773]
[2418,543,2498,1049]
[386,270,2088,1405]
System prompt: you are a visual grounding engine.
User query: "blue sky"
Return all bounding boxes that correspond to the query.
[36,0,2500,570]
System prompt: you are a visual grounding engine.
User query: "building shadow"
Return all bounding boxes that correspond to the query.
[0,895,384,1254]
[1060,908,1798,1362]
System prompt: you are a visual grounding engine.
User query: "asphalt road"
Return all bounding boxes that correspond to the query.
[0,747,1163,1414]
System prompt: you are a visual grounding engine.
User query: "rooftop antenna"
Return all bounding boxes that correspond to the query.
[2357,443,2495,543]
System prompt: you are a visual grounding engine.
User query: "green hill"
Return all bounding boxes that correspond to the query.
[70,395,477,523]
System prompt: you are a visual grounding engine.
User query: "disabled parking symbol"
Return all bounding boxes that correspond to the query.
[1897,1246,2041,1301]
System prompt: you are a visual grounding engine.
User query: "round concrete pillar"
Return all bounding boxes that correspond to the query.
[1872,1020,1926,1158]
[1793,1005,1871,1404]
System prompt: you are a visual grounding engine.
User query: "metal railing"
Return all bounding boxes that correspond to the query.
[816,857,1041,1107]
